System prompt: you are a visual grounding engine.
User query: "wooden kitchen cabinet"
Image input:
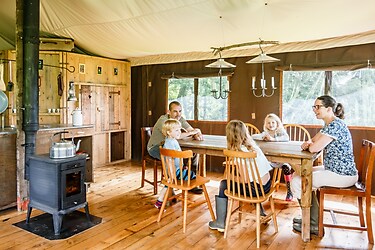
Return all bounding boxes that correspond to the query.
[0,132,17,210]
[1,48,131,189]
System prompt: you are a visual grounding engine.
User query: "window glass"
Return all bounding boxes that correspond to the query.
[168,76,228,121]
[282,71,324,124]
[331,69,375,126]
[168,78,194,120]
[282,69,375,127]
[198,77,228,121]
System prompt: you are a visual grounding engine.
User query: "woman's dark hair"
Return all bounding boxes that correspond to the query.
[317,95,345,119]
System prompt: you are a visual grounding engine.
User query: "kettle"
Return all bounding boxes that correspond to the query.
[72,108,83,126]
[49,131,81,159]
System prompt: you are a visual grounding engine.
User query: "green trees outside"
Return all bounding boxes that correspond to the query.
[168,77,228,121]
[282,69,375,126]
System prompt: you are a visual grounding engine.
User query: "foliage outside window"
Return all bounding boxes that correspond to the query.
[282,69,375,127]
[167,76,228,121]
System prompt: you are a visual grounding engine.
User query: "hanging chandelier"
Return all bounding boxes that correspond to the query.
[246,42,280,97]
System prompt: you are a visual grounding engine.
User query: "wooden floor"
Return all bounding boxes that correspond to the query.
[0,161,374,250]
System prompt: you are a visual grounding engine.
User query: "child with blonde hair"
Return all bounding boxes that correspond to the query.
[252,113,293,201]
[252,113,289,142]
[209,120,272,232]
[154,119,198,209]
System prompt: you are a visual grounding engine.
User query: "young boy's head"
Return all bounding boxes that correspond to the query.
[162,119,181,139]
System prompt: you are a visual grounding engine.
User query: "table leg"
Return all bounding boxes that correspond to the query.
[300,158,313,242]
[197,153,206,177]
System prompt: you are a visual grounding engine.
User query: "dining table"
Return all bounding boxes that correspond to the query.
[179,134,319,242]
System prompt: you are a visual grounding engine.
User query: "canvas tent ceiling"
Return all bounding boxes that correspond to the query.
[1,0,375,66]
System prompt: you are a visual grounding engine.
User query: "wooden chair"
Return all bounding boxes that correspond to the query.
[222,123,260,177]
[140,127,162,195]
[245,123,261,135]
[284,124,311,141]
[157,147,215,233]
[318,139,375,243]
[223,149,283,248]
[284,123,324,166]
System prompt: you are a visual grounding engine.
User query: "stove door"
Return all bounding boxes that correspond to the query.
[61,160,86,209]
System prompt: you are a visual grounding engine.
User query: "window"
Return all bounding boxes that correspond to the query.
[167,76,228,121]
[282,69,375,127]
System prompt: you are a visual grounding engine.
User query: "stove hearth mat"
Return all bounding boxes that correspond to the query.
[13,210,102,240]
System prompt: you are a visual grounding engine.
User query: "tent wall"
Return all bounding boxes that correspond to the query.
[131,43,375,174]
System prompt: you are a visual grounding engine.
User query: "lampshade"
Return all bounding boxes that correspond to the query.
[246,53,280,64]
[206,58,236,68]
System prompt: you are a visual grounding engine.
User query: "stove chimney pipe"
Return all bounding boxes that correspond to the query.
[22,0,40,180]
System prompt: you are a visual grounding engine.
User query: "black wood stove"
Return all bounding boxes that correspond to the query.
[26,154,90,235]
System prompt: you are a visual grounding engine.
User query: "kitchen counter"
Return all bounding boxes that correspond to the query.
[0,127,17,136]
[0,124,94,135]
[38,124,94,131]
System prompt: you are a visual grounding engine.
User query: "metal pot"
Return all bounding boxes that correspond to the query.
[49,131,81,159]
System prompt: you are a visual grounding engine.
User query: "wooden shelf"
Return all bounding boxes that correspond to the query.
[40,112,61,116]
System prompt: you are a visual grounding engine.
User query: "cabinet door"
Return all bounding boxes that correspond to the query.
[109,87,121,130]
[94,86,108,131]
[0,134,17,210]
[39,53,61,124]
[80,85,96,126]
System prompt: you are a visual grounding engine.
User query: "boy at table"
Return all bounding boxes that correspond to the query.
[147,101,203,194]
[154,119,199,209]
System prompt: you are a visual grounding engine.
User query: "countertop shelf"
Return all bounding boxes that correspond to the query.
[0,124,95,135]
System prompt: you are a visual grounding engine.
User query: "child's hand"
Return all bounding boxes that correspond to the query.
[263,134,273,141]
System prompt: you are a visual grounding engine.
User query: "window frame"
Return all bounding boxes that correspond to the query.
[167,75,230,122]
[281,69,375,129]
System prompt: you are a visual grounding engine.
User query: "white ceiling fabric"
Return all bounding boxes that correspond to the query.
[1,0,375,65]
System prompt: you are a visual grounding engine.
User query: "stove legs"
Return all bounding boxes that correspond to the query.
[26,205,32,223]
[25,202,90,235]
[52,214,63,235]
[84,203,91,221]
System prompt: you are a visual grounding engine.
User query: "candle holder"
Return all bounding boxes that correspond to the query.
[205,52,235,100]
[211,69,231,99]
[251,80,277,97]
[250,63,277,98]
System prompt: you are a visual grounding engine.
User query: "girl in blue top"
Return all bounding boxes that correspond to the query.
[291,95,358,235]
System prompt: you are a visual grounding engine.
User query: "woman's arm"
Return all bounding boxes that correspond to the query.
[301,132,333,153]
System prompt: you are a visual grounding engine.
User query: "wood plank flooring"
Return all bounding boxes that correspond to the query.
[0,161,374,249]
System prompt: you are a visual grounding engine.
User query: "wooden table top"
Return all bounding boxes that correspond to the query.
[179,134,315,160]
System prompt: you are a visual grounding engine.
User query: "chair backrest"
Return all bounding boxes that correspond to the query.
[223,149,282,202]
[159,147,194,187]
[245,123,261,135]
[141,127,153,160]
[358,139,375,192]
[284,124,311,141]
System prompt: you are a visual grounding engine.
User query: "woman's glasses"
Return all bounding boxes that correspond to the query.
[312,104,325,110]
